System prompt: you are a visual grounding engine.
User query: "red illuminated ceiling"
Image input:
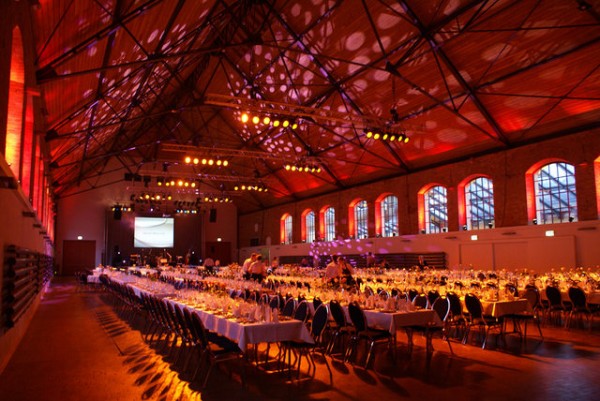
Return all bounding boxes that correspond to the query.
[33,0,600,213]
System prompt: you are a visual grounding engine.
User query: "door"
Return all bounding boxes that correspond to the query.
[62,240,96,276]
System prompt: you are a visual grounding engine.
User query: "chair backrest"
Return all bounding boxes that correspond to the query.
[427,290,440,308]
[407,288,419,302]
[364,286,374,297]
[464,293,483,319]
[568,286,587,308]
[348,301,367,332]
[269,295,279,310]
[313,296,323,311]
[293,300,309,322]
[311,304,329,340]
[190,312,209,348]
[282,297,296,317]
[432,296,451,322]
[505,283,519,298]
[446,291,463,317]
[545,286,562,306]
[413,293,428,309]
[522,287,540,310]
[329,299,346,327]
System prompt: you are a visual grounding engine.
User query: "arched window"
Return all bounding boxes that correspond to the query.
[349,199,368,239]
[380,195,398,237]
[280,213,293,244]
[302,210,315,243]
[532,162,577,224]
[5,27,25,179]
[322,206,336,241]
[465,177,495,230]
[423,185,448,233]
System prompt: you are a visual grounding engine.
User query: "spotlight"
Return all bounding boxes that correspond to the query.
[241,113,249,123]
[532,218,537,225]
[568,216,575,222]
[252,116,260,124]
[184,156,192,164]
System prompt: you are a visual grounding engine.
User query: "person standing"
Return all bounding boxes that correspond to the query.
[325,256,341,282]
[242,253,257,280]
[250,255,267,282]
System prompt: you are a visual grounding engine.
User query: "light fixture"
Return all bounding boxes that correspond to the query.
[470,234,478,241]
[233,183,268,192]
[284,162,322,173]
[184,156,229,167]
[364,128,410,144]
[239,111,300,130]
[545,230,555,237]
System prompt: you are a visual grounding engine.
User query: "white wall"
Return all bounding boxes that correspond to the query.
[239,220,600,273]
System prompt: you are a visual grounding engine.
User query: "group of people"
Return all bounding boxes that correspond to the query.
[325,255,355,286]
[241,253,278,282]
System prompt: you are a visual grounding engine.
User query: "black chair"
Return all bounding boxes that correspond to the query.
[293,300,310,323]
[407,288,419,302]
[545,286,568,326]
[313,296,323,311]
[345,301,395,367]
[326,300,354,356]
[445,291,467,340]
[189,312,244,388]
[286,304,333,383]
[463,293,503,349]
[427,290,440,309]
[407,296,453,355]
[413,293,428,310]
[566,286,593,330]
[282,297,297,317]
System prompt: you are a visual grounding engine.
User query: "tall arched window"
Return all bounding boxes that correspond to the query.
[380,195,398,237]
[465,177,495,230]
[533,162,577,224]
[302,210,315,243]
[280,213,293,244]
[5,27,25,179]
[424,185,447,233]
[349,199,368,239]
[323,207,336,241]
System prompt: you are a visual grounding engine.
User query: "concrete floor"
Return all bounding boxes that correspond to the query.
[1,278,600,401]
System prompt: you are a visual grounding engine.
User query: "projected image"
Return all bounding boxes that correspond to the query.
[134,217,174,248]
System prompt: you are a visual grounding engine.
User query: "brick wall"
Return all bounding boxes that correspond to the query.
[239,129,600,247]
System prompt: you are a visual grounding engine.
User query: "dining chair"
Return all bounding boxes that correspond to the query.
[463,293,503,349]
[326,300,354,356]
[507,286,544,342]
[545,286,568,326]
[189,312,245,388]
[566,287,593,330]
[345,301,395,368]
[285,304,333,384]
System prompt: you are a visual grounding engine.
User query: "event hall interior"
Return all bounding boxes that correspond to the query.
[1,0,600,400]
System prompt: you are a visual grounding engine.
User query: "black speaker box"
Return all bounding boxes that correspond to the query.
[113,209,122,220]
[209,208,217,222]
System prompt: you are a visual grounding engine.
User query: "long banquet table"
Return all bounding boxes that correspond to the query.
[167,298,314,352]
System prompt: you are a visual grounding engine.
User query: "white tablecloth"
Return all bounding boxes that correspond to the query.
[356,309,440,333]
[481,299,530,317]
[169,299,314,351]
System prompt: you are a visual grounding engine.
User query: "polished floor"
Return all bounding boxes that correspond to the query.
[1,278,600,401]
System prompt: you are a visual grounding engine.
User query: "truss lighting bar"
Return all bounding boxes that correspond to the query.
[161,144,325,165]
[203,93,417,130]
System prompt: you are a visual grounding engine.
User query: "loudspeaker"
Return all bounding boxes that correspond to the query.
[250,238,259,246]
[113,209,122,220]
[209,208,217,223]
